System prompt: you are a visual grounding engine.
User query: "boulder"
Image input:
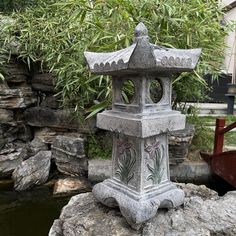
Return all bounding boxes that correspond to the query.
[40,95,60,109]
[0,109,13,122]
[24,107,96,132]
[12,150,51,191]
[49,184,236,236]
[53,178,91,196]
[28,137,49,156]
[32,73,54,92]
[34,127,65,144]
[0,122,33,143]
[0,87,36,109]
[52,135,87,176]
[0,146,23,178]
[17,123,33,142]
[3,57,29,84]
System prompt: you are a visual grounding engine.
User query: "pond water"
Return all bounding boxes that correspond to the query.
[0,176,234,236]
[0,184,70,236]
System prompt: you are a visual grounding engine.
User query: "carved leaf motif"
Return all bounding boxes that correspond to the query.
[115,141,136,185]
[145,143,164,185]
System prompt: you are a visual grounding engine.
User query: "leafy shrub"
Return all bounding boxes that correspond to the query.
[0,0,46,12]
[0,0,232,117]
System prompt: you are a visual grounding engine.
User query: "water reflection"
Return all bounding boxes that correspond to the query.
[0,185,69,236]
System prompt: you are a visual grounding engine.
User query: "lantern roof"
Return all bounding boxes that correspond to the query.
[84,22,201,75]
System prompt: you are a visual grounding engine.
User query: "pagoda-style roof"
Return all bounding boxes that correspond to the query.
[84,23,201,75]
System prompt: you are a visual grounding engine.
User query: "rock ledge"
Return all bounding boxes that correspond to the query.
[49,183,236,236]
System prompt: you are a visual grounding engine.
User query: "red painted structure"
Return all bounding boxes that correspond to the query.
[200,118,236,188]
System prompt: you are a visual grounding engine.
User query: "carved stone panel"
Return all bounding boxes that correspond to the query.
[112,134,141,192]
[143,134,169,191]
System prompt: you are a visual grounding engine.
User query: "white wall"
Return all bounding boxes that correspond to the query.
[221,0,236,76]
[220,0,235,7]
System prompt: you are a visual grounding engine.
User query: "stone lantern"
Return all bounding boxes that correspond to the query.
[84,23,201,229]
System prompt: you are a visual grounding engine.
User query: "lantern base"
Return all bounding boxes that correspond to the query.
[92,179,184,230]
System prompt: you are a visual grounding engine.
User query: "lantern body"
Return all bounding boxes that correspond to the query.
[84,23,201,229]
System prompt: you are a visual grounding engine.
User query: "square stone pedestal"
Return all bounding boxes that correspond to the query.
[93,128,185,229]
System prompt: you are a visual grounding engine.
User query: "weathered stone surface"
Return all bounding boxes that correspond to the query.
[0,109,13,122]
[40,95,60,109]
[53,177,91,195]
[88,159,112,182]
[25,107,96,132]
[19,137,49,159]
[49,192,139,236]
[0,87,36,108]
[0,147,23,178]
[0,80,9,89]
[28,137,49,156]
[34,127,65,144]
[170,161,212,183]
[52,135,85,156]
[32,73,54,92]
[17,124,33,142]
[12,150,51,191]
[169,124,195,165]
[0,122,18,143]
[0,122,33,143]
[143,190,236,236]
[52,135,88,176]
[49,184,236,236]
[4,57,29,84]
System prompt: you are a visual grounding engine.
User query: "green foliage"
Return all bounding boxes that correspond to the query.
[0,0,232,117]
[0,14,17,79]
[0,0,45,12]
[87,132,112,159]
[188,115,236,152]
[187,113,214,151]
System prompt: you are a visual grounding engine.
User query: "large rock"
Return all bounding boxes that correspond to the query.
[53,177,91,196]
[34,127,65,144]
[28,137,49,155]
[0,87,36,109]
[40,95,60,109]
[32,73,54,92]
[0,122,33,143]
[12,150,51,191]
[0,146,23,178]
[3,57,29,84]
[0,109,13,122]
[25,107,96,132]
[49,184,236,236]
[52,135,87,176]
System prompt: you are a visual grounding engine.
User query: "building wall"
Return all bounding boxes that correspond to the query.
[221,0,236,76]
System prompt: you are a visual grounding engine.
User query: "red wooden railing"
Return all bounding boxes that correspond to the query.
[201,118,236,188]
[214,118,236,154]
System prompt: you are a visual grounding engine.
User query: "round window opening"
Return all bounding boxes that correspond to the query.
[149,79,163,103]
[121,80,135,104]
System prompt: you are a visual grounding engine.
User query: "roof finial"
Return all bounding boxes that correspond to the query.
[135,22,148,37]
[134,22,149,42]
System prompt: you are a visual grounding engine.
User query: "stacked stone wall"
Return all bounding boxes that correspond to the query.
[0,57,95,188]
